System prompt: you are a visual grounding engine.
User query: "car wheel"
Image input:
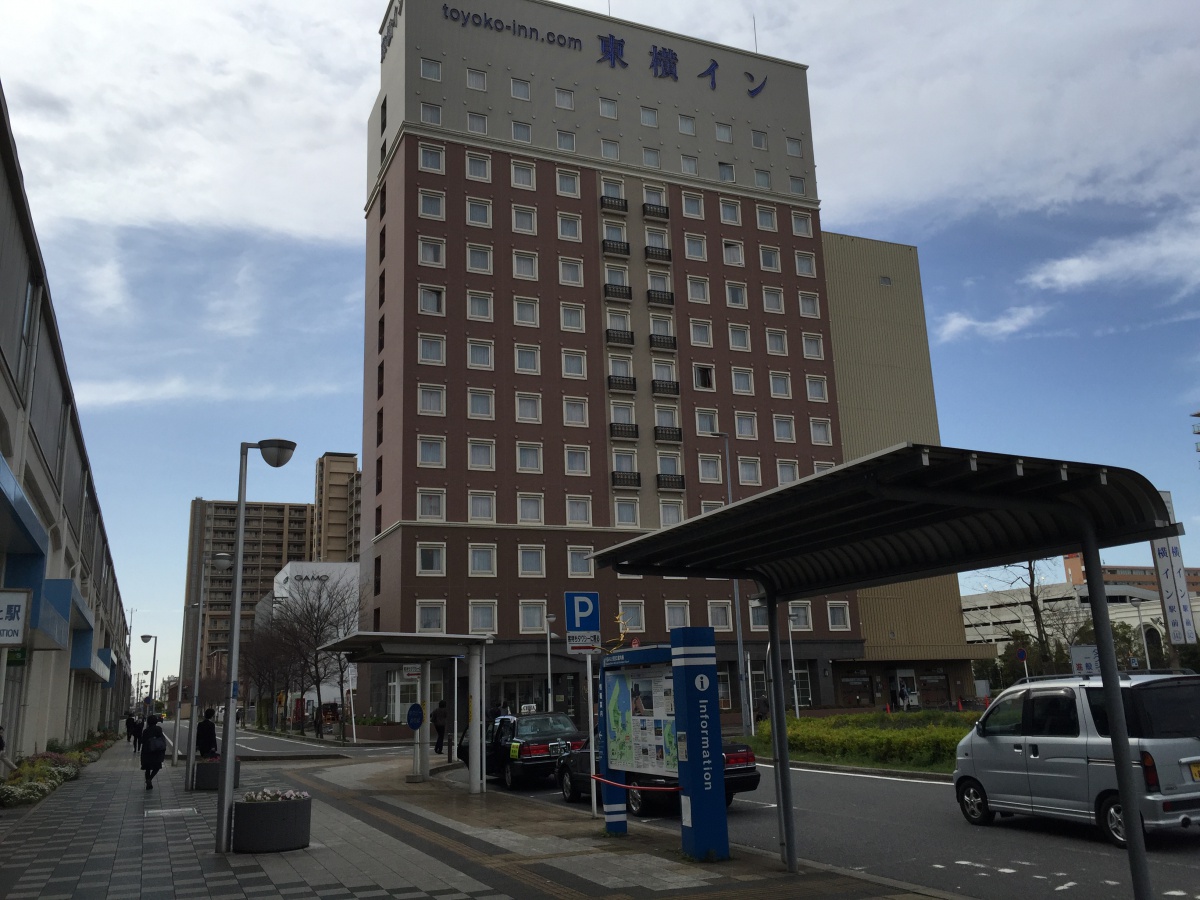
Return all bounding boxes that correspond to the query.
[627,781,650,817]
[957,779,995,826]
[503,761,519,789]
[1098,794,1127,848]
[560,768,580,803]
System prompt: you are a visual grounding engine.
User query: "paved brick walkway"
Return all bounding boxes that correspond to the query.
[0,740,950,899]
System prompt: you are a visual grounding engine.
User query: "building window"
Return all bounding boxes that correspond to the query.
[557,169,579,196]
[738,457,761,485]
[467,439,495,470]
[517,443,543,473]
[792,211,813,236]
[750,603,769,632]
[519,600,547,633]
[566,496,592,525]
[684,234,706,260]
[699,455,722,483]
[732,368,753,394]
[790,176,806,195]
[518,494,544,524]
[806,376,828,402]
[555,87,574,109]
[466,153,490,181]
[419,190,445,220]
[719,199,740,224]
[419,286,445,315]
[601,139,620,160]
[778,460,799,484]
[518,547,545,578]
[511,77,530,100]
[640,106,659,127]
[766,329,787,355]
[814,461,836,474]
[799,292,820,318]
[754,169,771,189]
[660,501,684,526]
[760,246,781,271]
[751,129,767,150]
[643,148,661,168]
[773,415,796,442]
[683,193,703,218]
[715,122,733,143]
[516,392,542,423]
[709,601,733,631]
[619,600,645,631]
[718,162,735,182]
[790,601,813,631]
[828,601,851,631]
[467,198,492,227]
[690,319,712,346]
[468,491,495,522]
[726,282,747,308]
[734,411,757,439]
[467,292,492,321]
[419,144,444,173]
[769,372,792,398]
[419,58,442,80]
[614,499,639,529]
[418,436,445,468]
[666,600,690,629]
[467,68,487,91]
[557,130,576,152]
[757,206,777,230]
[810,418,833,445]
[467,112,487,135]
[600,97,617,118]
[514,299,539,327]
[786,137,802,157]
[565,446,590,475]
[613,449,637,473]
[693,364,715,391]
[416,489,445,521]
[511,161,535,189]
[795,252,816,276]
[561,303,584,332]
[416,544,446,576]
[568,547,594,578]
[469,544,497,577]
[802,333,824,359]
[559,258,583,286]
[728,324,751,351]
[515,344,540,373]
[469,600,497,634]
[687,277,709,303]
[602,179,624,199]
[418,384,446,415]
[467,388,494,419]
[558,213,581,241]
[695,409,717,435]
[681,155,698,175]
[762,287,784,313]
[420,103,442,125]
[562,350,586,378]
[563,398,588,426]
[678,114,696,135]
[418,237,445,267]
[513,251,538,280]
[417,601,446,633]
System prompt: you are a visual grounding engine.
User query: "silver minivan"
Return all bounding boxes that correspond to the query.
[954,672,1200,846]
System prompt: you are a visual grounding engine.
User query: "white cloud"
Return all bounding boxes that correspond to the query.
[73,374,351,409]
[1024,207,1200,296]
[935,305,1051,343]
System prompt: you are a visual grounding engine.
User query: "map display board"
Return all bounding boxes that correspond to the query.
[604,665,678,776]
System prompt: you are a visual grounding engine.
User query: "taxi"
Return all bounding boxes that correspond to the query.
[458,712,586,788]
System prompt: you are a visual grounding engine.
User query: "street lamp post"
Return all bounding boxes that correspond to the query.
[215,439,296,854]
[786,605,801,717]
[546,613,557,712]
[141,636,158,719]
[710,431,752,737]
[1130,598,1152,669]
[182,552,233,784]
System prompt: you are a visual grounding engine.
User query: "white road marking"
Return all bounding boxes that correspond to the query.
[955,861,987,868]
[1033,875,1047,880]
[1101,881,1119,886]
[997,868,1017,873]
[792,766,952,787]
[931,864,945,869]
[1054,882,1077,891]
[1162,892,1187,897]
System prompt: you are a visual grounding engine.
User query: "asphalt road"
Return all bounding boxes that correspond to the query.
[511,763,1200,899]
[161,721,418,758]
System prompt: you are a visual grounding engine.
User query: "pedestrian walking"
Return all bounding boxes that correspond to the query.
[140,715,167,790]
[131,716,144,753]
[898,681,910,712]
[125,713,136,743]
[431,700,448,754]
[196,708,218,759]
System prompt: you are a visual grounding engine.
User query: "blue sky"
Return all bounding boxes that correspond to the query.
[1,0,1197,681]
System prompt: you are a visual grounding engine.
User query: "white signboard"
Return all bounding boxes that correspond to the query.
[0,590,28,646]
[1153,535,1196,645]
[1070,644,1101,677]
[402,664,421,678]
[604,665,678,776]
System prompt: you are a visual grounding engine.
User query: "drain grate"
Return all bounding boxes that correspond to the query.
[145,808,199,818]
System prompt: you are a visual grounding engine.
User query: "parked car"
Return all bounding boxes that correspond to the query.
[954,672,1200,846]
[556,739,761,815]
[457,712,586,788]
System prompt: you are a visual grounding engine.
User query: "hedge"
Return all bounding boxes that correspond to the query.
[765,711,978,769]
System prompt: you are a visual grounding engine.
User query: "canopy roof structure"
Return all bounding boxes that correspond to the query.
[594,443,1181,596]
[321,631,490,662]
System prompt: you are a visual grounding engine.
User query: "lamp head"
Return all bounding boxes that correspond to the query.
[212,551,233,572]
[546,613,557,623]
[256,439,297,468]
[141,634,154,643]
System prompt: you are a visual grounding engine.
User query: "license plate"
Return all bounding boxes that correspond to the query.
[1190,762,1200,782]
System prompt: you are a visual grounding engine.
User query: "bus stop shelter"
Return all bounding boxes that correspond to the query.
[321,632,491,789]
[593,443,1182,900]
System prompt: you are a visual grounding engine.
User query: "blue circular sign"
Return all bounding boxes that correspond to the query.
[1016,648,1027,662]
[406,702,424,731]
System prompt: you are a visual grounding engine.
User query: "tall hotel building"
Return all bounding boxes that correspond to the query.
[363,0,983,720]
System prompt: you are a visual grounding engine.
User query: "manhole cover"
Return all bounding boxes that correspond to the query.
[145,808,199,818]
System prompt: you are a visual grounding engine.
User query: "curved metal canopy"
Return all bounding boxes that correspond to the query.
[593,443,1182,599]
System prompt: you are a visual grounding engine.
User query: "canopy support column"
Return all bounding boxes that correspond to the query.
[764,583,797,873]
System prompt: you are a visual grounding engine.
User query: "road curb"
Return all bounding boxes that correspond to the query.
[757,757,954,782]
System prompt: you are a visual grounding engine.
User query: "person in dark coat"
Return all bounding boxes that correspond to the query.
[131,716,144,753]
[140,715,167,790]
[196,708,218,759]
[431,700,448,754]
[125,713,136,743]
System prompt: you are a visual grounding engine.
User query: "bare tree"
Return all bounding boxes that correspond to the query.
[969,559,1073,673]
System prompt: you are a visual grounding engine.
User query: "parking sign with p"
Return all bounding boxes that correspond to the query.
[564,592,601,655]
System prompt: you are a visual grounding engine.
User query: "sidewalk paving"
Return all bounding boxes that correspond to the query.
[0,739,958,899]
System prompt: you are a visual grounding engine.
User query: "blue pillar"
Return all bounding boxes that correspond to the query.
[672,627,728,861]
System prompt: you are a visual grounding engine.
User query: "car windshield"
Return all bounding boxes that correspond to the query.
[514,713,577,738]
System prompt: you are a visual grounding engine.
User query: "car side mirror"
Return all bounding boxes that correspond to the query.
[975,720,985,736]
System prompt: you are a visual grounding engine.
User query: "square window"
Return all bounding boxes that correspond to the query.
[643,148,661,168]
[678,114,696,135]
[766,329,787,355]
[657,452,680,475]
[562,350,586,378]
[778,460,800,485]
[419,286,445,315]
[763,287,784,312]
[774,415,796,442]
[559,258,583,285]
[418,384,446,415]
[418,334,445,364]
[511,78,530,100]
[750,603,769,631]
[517,443,543,473]
[467,244,492,273]
[518,546,545,578]
[600,97,617,118]
[786,137,803,157]
[561,304,584,331]
[601,139,620,160]
[512,205,536,234]
[557,130,576,152]
[792,211,812,236]
[828,601,850,631]
[419,146,445,175]
[557,213,581,240]
[723,241,744,266]
[685,234,706,260]
[420,103,442,125]
[416,544,445,576]
[800,292,820,318]
[751,129,767,150]
[682,193,703,218]
[563,398,588,426]
[814,461,836,474]
[693,364,715,390]
[645,188,666,211]
[566,497,591,525]
[729,324,750,351]
[467,340,494,370]
[467,68,487,91]
[418,436,445,467]
[568,546,594,577]
[716,123,733,143]
[757,206,777,230]
[602,179,624,199]
[719,199,740,224]
[718,162,735,182]
[419,191,444,219]
[687,278,709,305]
[660,501,684,526]
[796,252,816,276]
[514,299,539,327]
[615,500,639,529]
[732,368,753,394]
[557,169,579,196]
[648,270,670,293]
[418,601,445,633]
[604,221,626,242]
[416,489,444,521]
[640,107,658,127]
[466,153,490,181]
[565,446,590,475]
[469,600,496,634]
[555,88,574,109]
[699,455,722,482]
[519,600,546,631]
[467,198,491,227]
[420,58,442,81]
[735,411,757,439]
[418,237,445,267]
[468,491,495,522]
[726,282,747,307]
[467,112,487,134]
[790,601,812,630]
[469,544,496,576]
[811,418,833,445]
[652,359,675,382]
[754,169,771,189]
[612,449,636,472]
[790,175,806,195]
[770,372,792,398]
[512,162,535,188]
[513,251,538,280]
[738,457,761,485]
[807,375,828,402]
[709,601,732,631]
[680,155,698,175]
[468,439,495,470]
[515,344,541,373]
[666,600,690,628]
[695,409,717,434]
[516,392,541,423]
[619,599,644,630]
[803,333,824,359]
[690,320,711,346]
[609,357,633,379]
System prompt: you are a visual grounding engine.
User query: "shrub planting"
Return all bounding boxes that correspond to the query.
[0,733,116,808]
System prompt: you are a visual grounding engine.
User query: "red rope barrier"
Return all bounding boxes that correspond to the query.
[589,774,680,792]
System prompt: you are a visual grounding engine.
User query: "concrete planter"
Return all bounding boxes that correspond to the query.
[193,759,240,791]
[231,798,311,853]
